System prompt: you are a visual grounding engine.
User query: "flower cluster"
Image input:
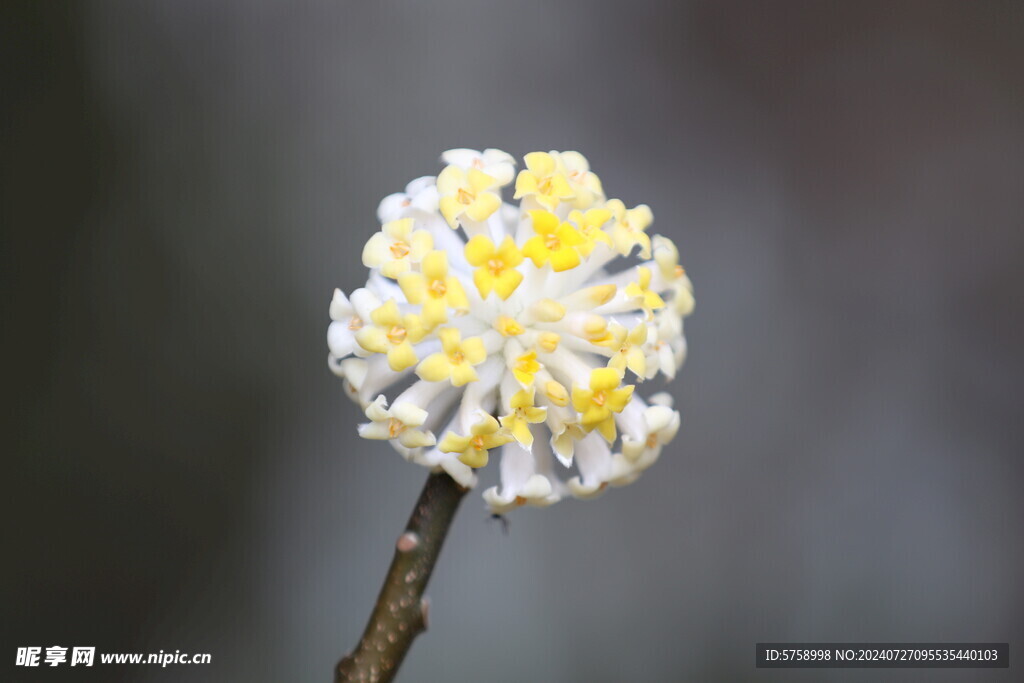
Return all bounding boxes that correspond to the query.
[329,149,693,513]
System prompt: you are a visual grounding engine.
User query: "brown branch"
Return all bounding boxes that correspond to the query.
[335,470,468,682]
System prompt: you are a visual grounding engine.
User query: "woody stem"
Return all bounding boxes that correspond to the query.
[335,470,467,683]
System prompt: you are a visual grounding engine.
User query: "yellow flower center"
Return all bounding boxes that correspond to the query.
[674,265,685,278]
[495,316,524,336]
[429,279,447,297]
[387,325,407,344]
[388,418,405,438]
[471,435,486,450]
[348,316,363,331]
[544,234,561,250]
[592,390,607,407]
[537,332,560,352]
[450,350,465,364]
[457,187,475,205]
[537,176,553,194]
[389,241,410,259]
[487,258,505,275]
[646,433,659,448]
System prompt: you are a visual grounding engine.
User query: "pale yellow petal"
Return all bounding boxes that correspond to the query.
[510,388,533,409]
[460,336,486,365]
[355,327,388,354]
[626,347,646,376]
[438,196,462,228]
[628,204,653,231]
[384,218,413,240]
[465,191,500,222]
[644,290,665,311]
[471,414,501,435]
[387,341,419,371]
[510,419,533,446]
[439,431,470,453]
[549,174,574,199]
[513,170,538,199]
[605,198,626,219]
[370,299,402,326]
[436,327,461,354]
[435,165,464,195]
[458,447,489,469]
[409,229,434,259]
[444,277,469,311]
[416,353,452,382]
[361,233,389,268]
[523,406,547,423]
[380,259,411,279]
[467,167,498,192]
[421,297,448,329]
[450,362,479,386]
[397,272,427,304]
[524,151,555,176]
[422,250,448,281]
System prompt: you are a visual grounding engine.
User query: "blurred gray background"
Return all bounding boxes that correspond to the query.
[4,1,1022,681]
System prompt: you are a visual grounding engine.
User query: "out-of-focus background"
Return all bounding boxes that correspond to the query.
[4,1,1022,681]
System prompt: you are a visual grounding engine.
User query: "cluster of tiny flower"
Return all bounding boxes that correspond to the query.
[328,149,693,513]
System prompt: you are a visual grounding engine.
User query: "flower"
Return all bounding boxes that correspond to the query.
[377,176,440,223]
[624,266,666,318]
[441,148,516,186]
[329,148,693,512]
[601,320,652,379]
[514,152,575,210]
[558,151,605,210]
[398,250,469,328]
[607,198,654,258]
[416,327,487,386]
[511,349,541,386]
[359,395,436,449]
[439,413,514,469]
[571,367,634,443]
[522,210,585,272]
[620,392,680,472]
[362,218,434,278]
[328,288,378,360]
[464,235,524,300]
[437,165,503,229]
[354,299,427,371]
[567,207,613,256]
[499,387,548,447]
